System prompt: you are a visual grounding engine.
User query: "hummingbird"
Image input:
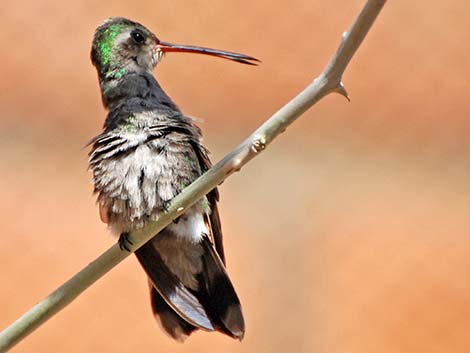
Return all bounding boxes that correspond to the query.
[88,17,259,341]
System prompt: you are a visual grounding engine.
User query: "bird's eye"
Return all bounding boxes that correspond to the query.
[131,30,145,44]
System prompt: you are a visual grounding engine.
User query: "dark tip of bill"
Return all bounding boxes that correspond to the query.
[229,55,261,66]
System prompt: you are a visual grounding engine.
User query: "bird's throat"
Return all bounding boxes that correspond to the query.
[99,71,179,113]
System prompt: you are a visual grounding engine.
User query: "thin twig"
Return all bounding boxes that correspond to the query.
[0,1,387,351]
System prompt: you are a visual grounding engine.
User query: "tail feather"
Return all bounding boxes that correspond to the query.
[135,241,214,331]
[149,286,197,342]
[135,234,244,341]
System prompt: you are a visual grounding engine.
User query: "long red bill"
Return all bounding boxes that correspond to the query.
[157,40,260,65]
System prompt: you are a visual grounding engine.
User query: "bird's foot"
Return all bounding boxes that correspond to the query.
[161,201,180,223]
[119,232,134,252]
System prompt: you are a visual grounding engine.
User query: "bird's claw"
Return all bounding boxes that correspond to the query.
[162,201,171,213]
[119,232,134,252]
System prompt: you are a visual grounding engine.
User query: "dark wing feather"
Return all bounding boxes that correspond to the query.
[198,235,245,339]
[190,140,226,263]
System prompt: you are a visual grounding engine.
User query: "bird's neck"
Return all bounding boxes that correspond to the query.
[99,71,179,113]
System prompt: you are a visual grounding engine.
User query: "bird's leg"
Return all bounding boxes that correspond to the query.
[161,200,171,213]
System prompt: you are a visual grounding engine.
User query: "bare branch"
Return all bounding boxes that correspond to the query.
[0,1,387,351]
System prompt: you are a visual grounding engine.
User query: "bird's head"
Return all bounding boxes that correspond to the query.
[91,17,259,81]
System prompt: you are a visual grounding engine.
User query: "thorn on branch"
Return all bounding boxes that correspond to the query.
[334,81,350,101]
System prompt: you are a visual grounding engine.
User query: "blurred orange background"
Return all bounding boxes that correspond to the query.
[1,1,470,352]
